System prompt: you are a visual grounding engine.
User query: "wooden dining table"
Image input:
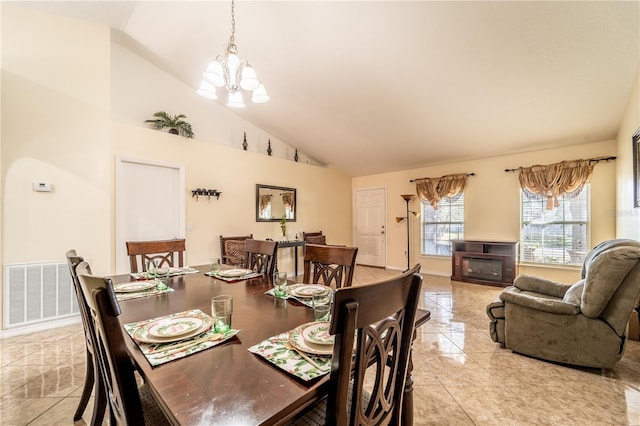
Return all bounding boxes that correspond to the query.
[112,266,430,425]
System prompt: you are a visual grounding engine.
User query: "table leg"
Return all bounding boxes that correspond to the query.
[402,329,417,425]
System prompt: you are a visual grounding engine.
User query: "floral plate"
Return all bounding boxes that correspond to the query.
[301,322,334,345]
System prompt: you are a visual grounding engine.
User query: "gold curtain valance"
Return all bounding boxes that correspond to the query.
[413,173,469,209]
[518,159,594,210]
[259,194,272,211]
[281,192,294,208]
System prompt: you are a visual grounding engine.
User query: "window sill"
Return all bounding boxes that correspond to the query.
[518,262,581,271]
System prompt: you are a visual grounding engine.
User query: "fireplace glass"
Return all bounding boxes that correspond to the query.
[462,257,502,282]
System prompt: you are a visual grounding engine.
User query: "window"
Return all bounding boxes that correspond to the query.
[520,186,589,265]
[421,194,464,256]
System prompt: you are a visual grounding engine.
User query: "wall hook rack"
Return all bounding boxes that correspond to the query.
[192,188,221,201]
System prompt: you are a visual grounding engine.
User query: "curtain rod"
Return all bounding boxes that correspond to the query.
[409,173,475,183]
[504,156,617,173]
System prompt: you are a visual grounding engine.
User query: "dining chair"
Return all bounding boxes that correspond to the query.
[65,250,106,425]
[292,264,423,425]
[245,238,278,276]
[126,238,186,273]
[302,231,326,245]
[219,234,253,267]
[302,244,358,289]
[76,261,170,425]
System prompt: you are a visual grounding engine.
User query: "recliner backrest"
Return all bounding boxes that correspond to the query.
[579,240,640,334]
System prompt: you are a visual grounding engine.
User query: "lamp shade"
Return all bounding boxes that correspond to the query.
[197,79,217,99]
[203,60,225,87]
[227,90,245,108]
[240,65,260,91]
[251,84,270,104]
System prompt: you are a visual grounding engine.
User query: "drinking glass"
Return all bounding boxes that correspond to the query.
[312,289,331,322]
[211,295,233,332]
[273,272,288,298]
[210,258,221,275]
[155,265,170,291]
[146,259,159,279]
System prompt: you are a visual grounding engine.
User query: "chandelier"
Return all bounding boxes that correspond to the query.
[197,0,269,107]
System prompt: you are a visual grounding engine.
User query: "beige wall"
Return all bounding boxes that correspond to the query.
[616,67,640,240]
[0,6,352,331]
[353,139,617,283]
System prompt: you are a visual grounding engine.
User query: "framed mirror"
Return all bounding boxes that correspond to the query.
[256,184,297,222]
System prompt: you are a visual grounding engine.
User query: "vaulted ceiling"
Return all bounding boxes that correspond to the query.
[18,1,640,176]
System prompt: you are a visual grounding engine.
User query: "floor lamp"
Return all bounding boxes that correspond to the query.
[396,194,418,271]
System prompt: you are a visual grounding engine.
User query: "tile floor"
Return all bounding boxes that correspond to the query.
[1,266,639,425]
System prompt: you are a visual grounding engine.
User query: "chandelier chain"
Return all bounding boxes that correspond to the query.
[228,0,236,48]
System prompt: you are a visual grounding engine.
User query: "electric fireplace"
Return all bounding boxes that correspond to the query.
[451,240,518,287]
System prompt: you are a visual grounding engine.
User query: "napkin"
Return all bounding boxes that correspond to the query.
[123,309,239,367]
[248,332,331,381]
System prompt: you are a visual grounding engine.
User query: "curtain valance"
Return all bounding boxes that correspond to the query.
[281,193,294,208]
[518,159,594,210]
[414,173,469,210]
[259,195,272,211]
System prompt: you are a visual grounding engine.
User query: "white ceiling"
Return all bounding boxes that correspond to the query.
[17,1,640,176]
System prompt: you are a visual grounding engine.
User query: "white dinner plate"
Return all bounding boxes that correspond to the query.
[290,284,329,298]
[301,322,334,346]
[218,269,253,278]
[289,322,333,356]
[133,315,212,344]
[147,316,204,339]
[114,281,156,293]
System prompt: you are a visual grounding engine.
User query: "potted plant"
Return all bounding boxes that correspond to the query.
[144,111,194,138]
[280,215,287,238]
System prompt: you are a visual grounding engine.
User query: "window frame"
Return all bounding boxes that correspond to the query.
[519,185,590,266]
[420,194,465,257]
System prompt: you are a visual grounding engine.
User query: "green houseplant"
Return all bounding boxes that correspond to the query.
[280,215,287,238]
[144,111,194,138]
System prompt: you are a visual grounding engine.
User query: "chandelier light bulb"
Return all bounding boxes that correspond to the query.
[226,53,241,89]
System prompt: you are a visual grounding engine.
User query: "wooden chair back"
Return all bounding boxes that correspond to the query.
[76,262,148,425]
[303,244,358,289]
[326,265,423,425]
[220,234,253,267]
[244,239,278,276]
[126,238,185,273]
[302,231,325,245]
[64,250,106,424]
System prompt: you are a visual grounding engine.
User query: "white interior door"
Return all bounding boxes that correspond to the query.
[354,188,386,267]
[115,157,185,274]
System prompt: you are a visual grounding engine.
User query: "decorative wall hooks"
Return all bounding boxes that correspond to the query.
[192,188,221,201]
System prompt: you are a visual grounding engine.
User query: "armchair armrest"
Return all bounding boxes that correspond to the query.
[500,287,580,315]
[513,274,572,298]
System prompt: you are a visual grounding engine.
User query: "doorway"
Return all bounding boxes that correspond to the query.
[115,156,185,274]
[354,188,386,267]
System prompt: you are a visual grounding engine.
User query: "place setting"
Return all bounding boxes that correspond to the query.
[266,280,333,311]
[113,279,175,301]
[123,306,239,366]
[130,265,199,280]
[248,321,333,381]
[204,258,263,282]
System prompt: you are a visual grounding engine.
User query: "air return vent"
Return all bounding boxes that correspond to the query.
[3,261,79,329]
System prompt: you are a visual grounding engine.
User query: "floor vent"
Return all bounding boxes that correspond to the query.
[3,261,79,329]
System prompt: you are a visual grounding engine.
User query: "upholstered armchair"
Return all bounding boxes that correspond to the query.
[487,239,640,368]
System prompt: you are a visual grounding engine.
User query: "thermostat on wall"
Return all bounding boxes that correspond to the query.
[32,182,51,192]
